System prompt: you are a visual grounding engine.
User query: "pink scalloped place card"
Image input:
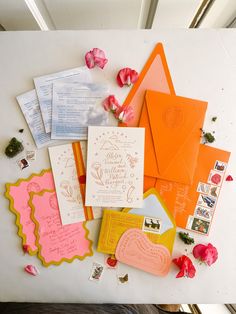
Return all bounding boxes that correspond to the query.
[115,228,171,276]
[29,189,93,266]
[5,169,55,254]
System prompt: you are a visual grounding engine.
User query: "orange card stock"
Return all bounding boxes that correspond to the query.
[155,144,230,235]
[140,90,208,185]
[122,43,175,127]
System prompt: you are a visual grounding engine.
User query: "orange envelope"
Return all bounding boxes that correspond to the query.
[155,144,230,235]
[121,43,175,127]
[140,90,208,185]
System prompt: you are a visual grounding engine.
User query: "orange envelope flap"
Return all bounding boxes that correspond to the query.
[122,43,175,127]
[142,90,208,184]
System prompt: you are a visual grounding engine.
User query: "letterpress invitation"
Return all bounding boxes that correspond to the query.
[85,126,145,208]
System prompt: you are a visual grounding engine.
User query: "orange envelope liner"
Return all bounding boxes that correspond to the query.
[140,90,208,185]
[155,144,230,235]
[121,43,175,127]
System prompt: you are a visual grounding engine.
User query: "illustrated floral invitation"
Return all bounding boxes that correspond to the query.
[48,142,102,225]
[85,126,145,208]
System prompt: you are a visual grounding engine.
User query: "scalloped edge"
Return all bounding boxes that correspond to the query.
[29,189,93,267]
[4,168,52,255]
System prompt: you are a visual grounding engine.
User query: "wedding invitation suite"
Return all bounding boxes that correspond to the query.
[85,126,145,208]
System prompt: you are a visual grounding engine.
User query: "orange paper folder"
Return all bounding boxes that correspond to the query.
[155,144,230,235]
[122,43,175,127]
[140,90,207,185]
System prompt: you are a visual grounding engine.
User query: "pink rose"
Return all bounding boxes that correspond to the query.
[85,48,108,69]
[103,95,121,113]
[193,243,218,266]
[173,255,196,278]
[116,67,139,87]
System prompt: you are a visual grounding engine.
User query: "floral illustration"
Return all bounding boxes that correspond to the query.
[91,162,104,186]
[60,180,77,202]
[126,154,138,168]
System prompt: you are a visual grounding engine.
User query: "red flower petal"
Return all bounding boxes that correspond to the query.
[173,255,196,278]
[23,244,30,254]
[226,175,233,181]
[116,68,139,87]
[193,243,218,266]
[85,48,108,69]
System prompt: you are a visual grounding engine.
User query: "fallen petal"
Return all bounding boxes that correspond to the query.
[173,255,196,278]
[85,48,108,69]
[24,265,39,276]
[117,68,138,87]
[226,175,233,181]
[22,244,30,254]
[85,51,95,69]
[193,243,218,266]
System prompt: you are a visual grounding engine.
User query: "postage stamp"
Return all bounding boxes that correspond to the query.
[208,170,223,186]
[89,262,104,282]
[142,216,161,234]
[197,193,216,209]
[17,158,29,170]
[214,160,227,173]
[117,273,129,284]
[187,216,210,234]
[209,185,220,198]
[194,205,213,221]
[196,182,211,194]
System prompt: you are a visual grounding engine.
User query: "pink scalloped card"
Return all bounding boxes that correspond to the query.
[29,189,93,266]
[115,228,171,276]
[5,169,55,254]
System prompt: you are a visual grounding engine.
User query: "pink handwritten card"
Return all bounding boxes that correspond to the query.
[29,189,93,266]
[85,126,145,208]
[5,169,55,254]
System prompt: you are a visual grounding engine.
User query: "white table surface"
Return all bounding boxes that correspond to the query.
[0,29,236,304]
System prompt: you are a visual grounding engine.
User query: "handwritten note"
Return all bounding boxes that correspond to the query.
[30,190,93,266]
[5,169,55,253]
[85,126,145,208]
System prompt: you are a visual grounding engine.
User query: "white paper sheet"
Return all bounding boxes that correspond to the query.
[34,67,92,133]
[48,142,102,225]
[85,126,145,208]
[16,89,53,148]
[51,82,109,140]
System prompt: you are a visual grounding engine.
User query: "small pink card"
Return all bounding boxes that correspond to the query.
[29,189,93,266]
[5,169,55,254]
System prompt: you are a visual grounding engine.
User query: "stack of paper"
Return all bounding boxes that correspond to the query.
[16,66,109,148]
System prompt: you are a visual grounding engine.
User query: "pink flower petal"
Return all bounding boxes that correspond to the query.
[102,95,121,112]
[115,106,134,123]
[173,255,196,278]
[85,51,95,69]
[24,265,39,276]
[22,244,30,254]
[193,243,218,266]
[226,175,233,181]
[85,48,108,69]
[116,68,139,87]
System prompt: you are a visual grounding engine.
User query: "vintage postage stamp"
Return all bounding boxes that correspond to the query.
[197,193,216,209]
[142,216,161,234]
[89,262,104,282]
[197,182,211,194]
[208,170,223,186]
[209,185,220,198]
[17,158,29,170]
[117,273,129,284]
[187,215,210,234]
[214,160,227,173]
[194,205,213,221]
